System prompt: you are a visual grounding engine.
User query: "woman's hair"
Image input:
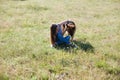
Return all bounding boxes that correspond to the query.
[50,24,57,45]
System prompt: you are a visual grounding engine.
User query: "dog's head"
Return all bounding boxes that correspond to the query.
[66,21,76,37]
[63,21,76,30]
[67,20,75,27]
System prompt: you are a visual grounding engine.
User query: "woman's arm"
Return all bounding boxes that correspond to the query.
[61,24,67,35]
[58,20,68,35]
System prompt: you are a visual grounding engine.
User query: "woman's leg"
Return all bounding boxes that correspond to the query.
[64,36,70,44]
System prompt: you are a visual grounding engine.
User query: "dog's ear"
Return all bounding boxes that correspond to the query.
[63,24,69,28]
[63,24,65,28]
[66,23,70,28]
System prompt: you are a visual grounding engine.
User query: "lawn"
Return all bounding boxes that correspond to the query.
[0,0,120,80]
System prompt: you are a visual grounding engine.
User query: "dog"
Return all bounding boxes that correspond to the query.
[60,20,76,41]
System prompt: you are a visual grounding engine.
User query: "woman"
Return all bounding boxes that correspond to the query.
[50,20,76,47]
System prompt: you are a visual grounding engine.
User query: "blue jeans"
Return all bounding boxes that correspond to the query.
[56,35,70,45]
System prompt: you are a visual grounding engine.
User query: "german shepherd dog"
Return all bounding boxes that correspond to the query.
[60,20,76,41]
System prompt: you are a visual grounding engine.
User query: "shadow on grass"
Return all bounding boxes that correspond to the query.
[55,39,94,53]
[74,39,94,53]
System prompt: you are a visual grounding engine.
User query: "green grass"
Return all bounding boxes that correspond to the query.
[0,0,120,80]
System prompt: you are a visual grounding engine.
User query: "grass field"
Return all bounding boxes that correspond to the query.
[0,0,120,80]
